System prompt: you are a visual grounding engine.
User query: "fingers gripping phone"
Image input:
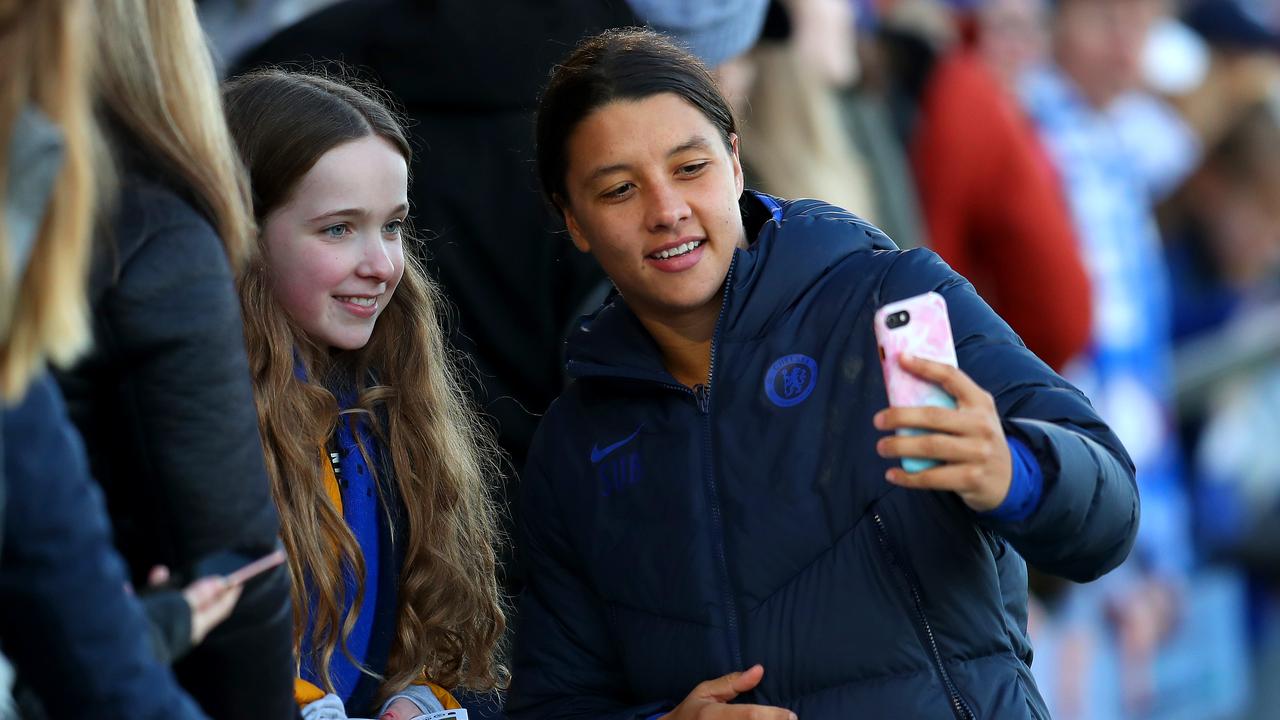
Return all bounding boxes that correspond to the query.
[874,291,959,473]
[193,547,287,587]
[225,548,287,587]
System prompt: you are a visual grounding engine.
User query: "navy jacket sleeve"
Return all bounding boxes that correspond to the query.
[882,249,1139,582]
[0,375,207,719]
[506,442,672,720]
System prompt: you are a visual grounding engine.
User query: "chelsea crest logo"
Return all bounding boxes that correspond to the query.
[764,354,818,407]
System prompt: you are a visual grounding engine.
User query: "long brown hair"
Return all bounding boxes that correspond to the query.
[0,0,96,399]
[93,0,254,270]
[223,69,506,699]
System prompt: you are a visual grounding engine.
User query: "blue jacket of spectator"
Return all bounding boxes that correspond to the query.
[0,374,207,719]
[507,193,1139,719]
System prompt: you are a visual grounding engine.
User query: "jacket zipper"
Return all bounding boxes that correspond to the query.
[701,259,743,669]
[574,261,745,670]
[872,513,976,720]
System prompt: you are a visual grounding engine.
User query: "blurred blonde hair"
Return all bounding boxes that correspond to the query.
[0,0,96,400]
[739,41,876,220]
[93,0,254,270]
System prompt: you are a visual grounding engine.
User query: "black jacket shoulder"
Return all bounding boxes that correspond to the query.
[54,176,296,719]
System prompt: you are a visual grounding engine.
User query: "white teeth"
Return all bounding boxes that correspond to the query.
[652,239,702,260]
[338,296,375,307]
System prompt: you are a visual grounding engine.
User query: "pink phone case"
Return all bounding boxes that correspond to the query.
[874,291,958,473]
[225,548,287,587]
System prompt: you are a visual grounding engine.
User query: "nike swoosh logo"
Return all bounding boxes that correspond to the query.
[590,426,643,464]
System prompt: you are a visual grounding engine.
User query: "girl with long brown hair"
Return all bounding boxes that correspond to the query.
[223,70,506,719]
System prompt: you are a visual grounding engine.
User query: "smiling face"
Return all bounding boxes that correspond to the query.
[261,134,408,351]
[560,92,747,323]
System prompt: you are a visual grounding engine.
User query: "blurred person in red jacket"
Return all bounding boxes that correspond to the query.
[911,0,1092,372]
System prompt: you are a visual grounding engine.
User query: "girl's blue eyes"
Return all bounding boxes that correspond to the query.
[322,221,404,238]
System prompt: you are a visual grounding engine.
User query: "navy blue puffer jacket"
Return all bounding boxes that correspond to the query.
[507,194,1138,719]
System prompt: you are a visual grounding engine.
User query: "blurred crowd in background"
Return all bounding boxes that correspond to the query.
[200,0,1280,717]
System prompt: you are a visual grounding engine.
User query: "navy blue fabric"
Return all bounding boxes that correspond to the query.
[299,403,383,704]
[335,412,382,700]
[53,170,294,718]
[342,432,406,718]
[290,363,406,717]
[0,375,206,719]
[981,437,1044,523]
[507,194,1138,719]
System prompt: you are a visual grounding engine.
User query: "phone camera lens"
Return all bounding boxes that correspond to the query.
[887,310,911,329]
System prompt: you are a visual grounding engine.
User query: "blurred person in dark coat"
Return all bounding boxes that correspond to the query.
[0,2,215,717]
[52,1,296,717]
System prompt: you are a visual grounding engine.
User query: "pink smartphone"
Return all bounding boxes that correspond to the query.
[874,291,958,473]
[225,548,287,587]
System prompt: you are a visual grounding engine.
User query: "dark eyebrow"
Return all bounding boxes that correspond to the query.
[308,208,365,224]
[308,202,409,224]
[583,135,715,186]
[668,135,712,156]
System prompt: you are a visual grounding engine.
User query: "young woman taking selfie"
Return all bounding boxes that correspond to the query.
[506,29,1138,720]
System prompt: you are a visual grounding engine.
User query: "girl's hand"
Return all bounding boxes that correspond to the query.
[148,564,244,645]
[182,575,242,645]
[874,354,1012,512]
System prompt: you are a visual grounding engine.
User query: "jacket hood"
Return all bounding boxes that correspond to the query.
[565,191,897,380]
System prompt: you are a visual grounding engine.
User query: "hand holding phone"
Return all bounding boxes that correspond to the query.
[183,548,286,646]
[225,547,287,587]
[873,291,1013,512]
[184,575,242,645]
[874,291,959,473]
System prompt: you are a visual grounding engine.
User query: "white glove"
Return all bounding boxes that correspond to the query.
[301,693,349,720]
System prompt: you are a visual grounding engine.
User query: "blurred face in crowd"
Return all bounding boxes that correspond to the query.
[1209,182,1280,286]
[979,0,1049,91]
[261,135,408,351]
[1193,113,1280,287]
[791,0,860,89]
[1053,0,1164,108]
[559,92,747,323]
